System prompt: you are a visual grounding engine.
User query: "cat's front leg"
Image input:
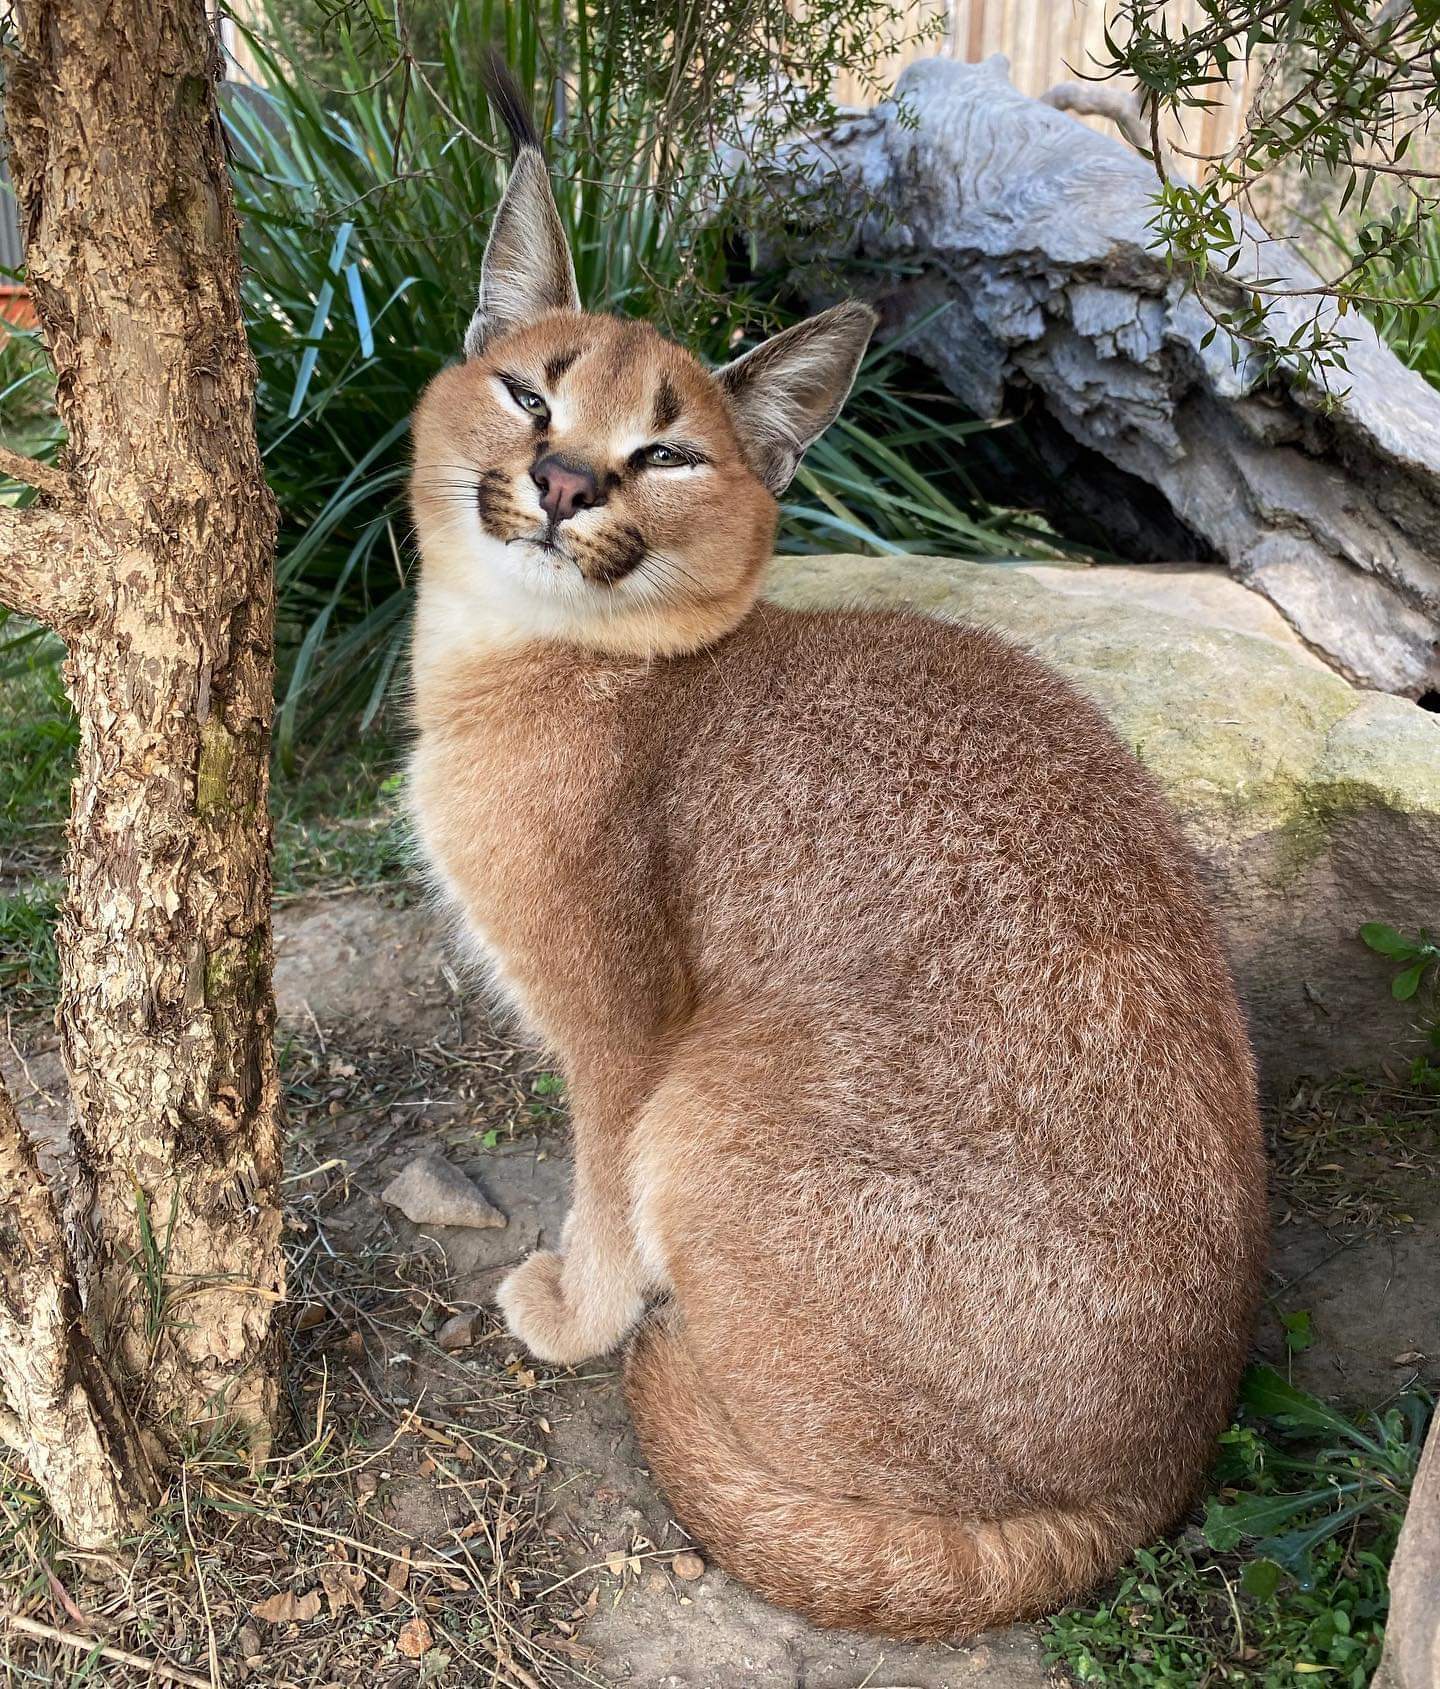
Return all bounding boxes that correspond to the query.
[497,1156,648,1365]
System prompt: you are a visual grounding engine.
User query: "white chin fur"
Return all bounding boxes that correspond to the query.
[413,501,669,659]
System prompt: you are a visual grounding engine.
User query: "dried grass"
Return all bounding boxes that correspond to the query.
[0,1023,596,1689]
[1267,1062,1440,1236]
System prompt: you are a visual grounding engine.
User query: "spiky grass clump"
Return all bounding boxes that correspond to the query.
[1047,1368,1430,1688]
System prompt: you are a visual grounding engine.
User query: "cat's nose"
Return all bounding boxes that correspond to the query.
[531,454,602,524]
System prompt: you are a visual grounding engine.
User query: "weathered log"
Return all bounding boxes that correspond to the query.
[780,55,1440,697]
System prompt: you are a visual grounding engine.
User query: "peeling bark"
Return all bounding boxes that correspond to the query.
[0,503,89,629]
[0,1076,157,1546]
[0,0,284,1522]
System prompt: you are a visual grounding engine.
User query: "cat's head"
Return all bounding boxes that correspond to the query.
[410,78,874,659]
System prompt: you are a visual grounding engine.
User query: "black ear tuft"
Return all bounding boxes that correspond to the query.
[482,51,544,159]
[464,60,579,358]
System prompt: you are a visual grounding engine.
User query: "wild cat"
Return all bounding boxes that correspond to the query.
[406,67,1269,1641]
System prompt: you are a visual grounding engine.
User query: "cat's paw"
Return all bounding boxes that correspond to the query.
[496,1249,639,1365]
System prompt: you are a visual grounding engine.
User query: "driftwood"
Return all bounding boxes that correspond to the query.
[782,55,1440,697]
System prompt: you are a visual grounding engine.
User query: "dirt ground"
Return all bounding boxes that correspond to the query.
[267,895,1057,1688]
[4,890,1436,1687]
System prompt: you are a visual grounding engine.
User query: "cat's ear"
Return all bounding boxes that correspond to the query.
[464,65,579,358]
[714,301,876,494]
[464,149,579,357]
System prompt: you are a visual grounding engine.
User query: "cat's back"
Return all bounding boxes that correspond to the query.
[663,600,1222,978]
[651,600,1260,1190]
[647,602,1265,1503]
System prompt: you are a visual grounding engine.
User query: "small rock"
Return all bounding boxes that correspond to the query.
[382,1154,506,1230]
[437,1311,479,1351]
[671,1550,705,1581]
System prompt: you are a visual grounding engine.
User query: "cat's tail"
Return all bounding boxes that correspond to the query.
[624,1314,1136,1641]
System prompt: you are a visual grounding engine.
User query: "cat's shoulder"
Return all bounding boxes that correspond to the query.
[706,595,1079,706]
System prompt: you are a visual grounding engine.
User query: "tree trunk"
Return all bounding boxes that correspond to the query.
[0,0,284,1541]
[0,1079,157,1542]
[1374,1419,1440,1689]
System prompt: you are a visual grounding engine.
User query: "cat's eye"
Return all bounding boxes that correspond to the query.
[641,443,684,468]
[504,381,549,422]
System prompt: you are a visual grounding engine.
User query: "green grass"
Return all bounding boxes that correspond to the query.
[1047,1366,1430,1687]
[1356,216,1440,391]
[0,626,73,840]
[0,882,62,1012]
[1305,213,1440,392]
[0,327,60,465]
[0,629,71,1011]
[271,737,411,899]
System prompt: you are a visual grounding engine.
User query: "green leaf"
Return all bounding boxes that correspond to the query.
[1240,1366,1381,1451]
[1240,1557,1283,1599]
[1207,1486,1346,1547]
[1262,1498,1376,1575]
[1283,1309,1315,1354]
[1359,922,1416,959]
[1394,961,1427,1001]
[344,263,374,359]
[286,278,334,421]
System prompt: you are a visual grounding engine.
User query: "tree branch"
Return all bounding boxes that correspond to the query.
[1041,83,1173,176]
[0,444,71,501]
[0,1074,157,1548]
[0,502,92,630]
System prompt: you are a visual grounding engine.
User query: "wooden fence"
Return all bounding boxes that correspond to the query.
[834,0,1257,184]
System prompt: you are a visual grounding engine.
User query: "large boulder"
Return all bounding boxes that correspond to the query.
[777,55,1440,699]
[767,553,1440,1085]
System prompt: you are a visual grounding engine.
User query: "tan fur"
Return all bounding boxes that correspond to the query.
[408,159,1267,1640]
